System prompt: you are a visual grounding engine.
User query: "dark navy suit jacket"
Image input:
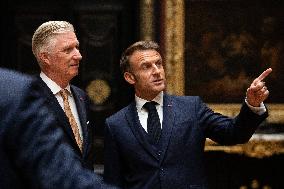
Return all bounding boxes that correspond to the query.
[0,68,116,189]
[36,77,95,170]
[104,94,268,189]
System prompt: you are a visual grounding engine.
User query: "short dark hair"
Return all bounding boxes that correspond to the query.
[120,41,160,74]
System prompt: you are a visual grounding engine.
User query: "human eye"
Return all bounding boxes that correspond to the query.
[141,63,151,70]
[75,44,80,50]
[63,46,73,54]
[156,60,163,68]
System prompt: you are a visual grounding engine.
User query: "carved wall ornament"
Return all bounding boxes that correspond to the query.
[205,134,284,158]
[86,79,111,105]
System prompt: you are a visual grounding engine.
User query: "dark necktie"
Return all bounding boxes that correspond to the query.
[143,101,162,144]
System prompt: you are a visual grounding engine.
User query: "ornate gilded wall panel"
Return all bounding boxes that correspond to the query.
[163,0,185,96]
[139,0,155,40]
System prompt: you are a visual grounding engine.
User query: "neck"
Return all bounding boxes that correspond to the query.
[42,71,70,88]
[135,91,161,101]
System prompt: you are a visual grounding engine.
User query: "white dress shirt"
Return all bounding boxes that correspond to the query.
[135,91,266,133]
[136,92,164,132]
[40,72,83,139]
[245,98,267,115]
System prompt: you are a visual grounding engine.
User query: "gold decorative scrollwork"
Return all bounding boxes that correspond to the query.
[205,136,284,158]
[208,103,284,124]
[86,79,111,105]
[239,179,272,189]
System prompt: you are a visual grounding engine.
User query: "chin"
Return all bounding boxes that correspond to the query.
[71,70,79,76]
[68,73,78,80]
[152,88,164,94]
[157,84,165,91]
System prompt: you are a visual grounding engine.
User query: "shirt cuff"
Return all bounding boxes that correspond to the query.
[245,98,267,115]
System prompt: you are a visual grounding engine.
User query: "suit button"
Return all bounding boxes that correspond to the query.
[160,168,164,171]
[158,151,162,156]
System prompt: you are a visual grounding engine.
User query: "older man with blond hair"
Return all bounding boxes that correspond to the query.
[32,21,95,170]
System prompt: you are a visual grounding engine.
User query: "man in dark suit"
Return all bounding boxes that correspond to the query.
[103,41,272,189]
[32,21,95,169]
[0,68,118,189]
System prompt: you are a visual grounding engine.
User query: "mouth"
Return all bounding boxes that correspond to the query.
[152,79,164,85]
[70,64,79,68]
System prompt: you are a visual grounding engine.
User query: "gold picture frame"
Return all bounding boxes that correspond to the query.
[140,0,284,125]
[140,0,284,158]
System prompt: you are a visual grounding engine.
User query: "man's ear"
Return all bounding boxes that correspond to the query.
[39,52,51,66]
[124,72,136,85]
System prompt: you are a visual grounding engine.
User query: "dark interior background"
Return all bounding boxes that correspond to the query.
[1,1,283,188]
[1,0,136,137]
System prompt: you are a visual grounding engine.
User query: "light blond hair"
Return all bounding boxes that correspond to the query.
[32,21,74,64]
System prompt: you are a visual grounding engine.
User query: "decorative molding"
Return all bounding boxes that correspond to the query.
[206,103,284,158]
[205,134,284,158]
[86,79,111,105]
[140,0,155,40]
[77,14,116,45]
[208,103,284,124]
[163,0,185,96]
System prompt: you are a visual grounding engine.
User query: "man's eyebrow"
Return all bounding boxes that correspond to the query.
[139,62,151,67]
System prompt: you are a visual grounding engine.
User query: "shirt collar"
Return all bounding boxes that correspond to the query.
[135,91,163,111]
[40,72,72,96]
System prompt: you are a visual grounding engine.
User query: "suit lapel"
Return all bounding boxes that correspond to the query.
[36,78,80,151]
[159,94,175,162]
[125,102,159,160]
[71,86,88,155]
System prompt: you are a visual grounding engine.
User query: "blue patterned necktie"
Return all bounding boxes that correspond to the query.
[143,101,162,144]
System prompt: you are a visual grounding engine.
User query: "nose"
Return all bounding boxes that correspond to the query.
[73,49,82,60]
[152,64,161,74]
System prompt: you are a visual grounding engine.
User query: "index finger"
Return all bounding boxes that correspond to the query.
[257,68,272,81]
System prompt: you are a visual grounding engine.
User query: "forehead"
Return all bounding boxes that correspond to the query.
[53,32,78,45]
[129,49,161,65]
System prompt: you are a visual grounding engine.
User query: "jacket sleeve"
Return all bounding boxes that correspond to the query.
[196,97,268,145]
[103,119,124,187]
[6,79,107,189]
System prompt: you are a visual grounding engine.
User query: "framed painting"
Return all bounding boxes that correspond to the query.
[184,0,284,125]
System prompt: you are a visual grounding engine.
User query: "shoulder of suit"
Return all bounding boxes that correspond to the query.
[106,103,133,121]
[165,94,201,102]
[70,85,87,95]
[0,68,32,84]
[0,69,33,96]
[0,69,36,112]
